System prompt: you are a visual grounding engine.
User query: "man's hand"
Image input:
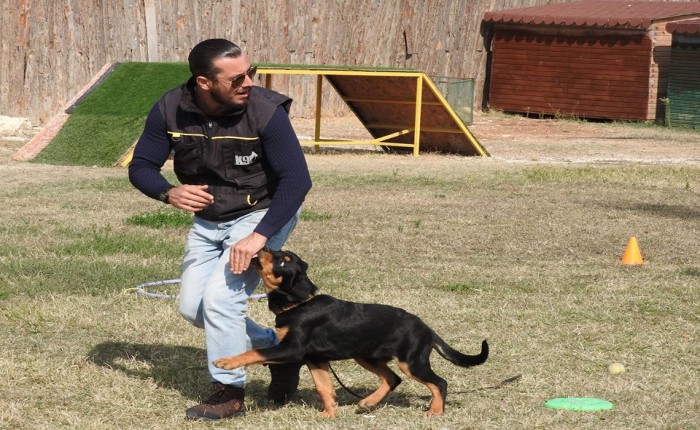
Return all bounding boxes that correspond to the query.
[230,232,268,274]
[167,185,214,212]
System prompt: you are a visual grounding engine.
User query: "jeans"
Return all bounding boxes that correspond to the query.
[178,208,300,387]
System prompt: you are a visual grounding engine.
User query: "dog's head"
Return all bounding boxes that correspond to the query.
[251,248,318,312]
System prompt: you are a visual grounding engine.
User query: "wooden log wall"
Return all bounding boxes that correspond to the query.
[489,25,654,120]
[2,0,570,126]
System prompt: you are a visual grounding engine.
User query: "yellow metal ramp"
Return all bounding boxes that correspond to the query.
[259,66,488,157]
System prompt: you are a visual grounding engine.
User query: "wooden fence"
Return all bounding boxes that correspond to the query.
[3,0,669,125]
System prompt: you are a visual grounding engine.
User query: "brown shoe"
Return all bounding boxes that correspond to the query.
[185,382,245,420]
[267,362,303,404]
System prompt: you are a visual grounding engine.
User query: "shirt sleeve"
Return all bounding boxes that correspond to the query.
[128,103,175,200]
[254,106,312,238]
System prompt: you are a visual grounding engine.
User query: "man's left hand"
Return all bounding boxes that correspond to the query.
[230,232,267,274]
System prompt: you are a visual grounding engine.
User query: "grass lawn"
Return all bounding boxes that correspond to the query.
[1,126,699,428]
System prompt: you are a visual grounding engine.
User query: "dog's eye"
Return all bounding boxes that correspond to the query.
[279,261,285,267]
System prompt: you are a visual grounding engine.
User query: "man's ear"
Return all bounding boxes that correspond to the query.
[195,75,212,91]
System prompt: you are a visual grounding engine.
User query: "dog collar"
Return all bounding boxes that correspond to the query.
[274,295,315,315]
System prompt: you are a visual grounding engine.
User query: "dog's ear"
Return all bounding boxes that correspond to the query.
[278,251,317,300]
[284,250,308,271]
[292,275,318,299]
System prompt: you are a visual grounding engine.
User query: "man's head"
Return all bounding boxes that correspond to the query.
[188,39,257,113]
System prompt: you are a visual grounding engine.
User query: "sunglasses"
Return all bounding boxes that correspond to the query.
[213,66,257,90]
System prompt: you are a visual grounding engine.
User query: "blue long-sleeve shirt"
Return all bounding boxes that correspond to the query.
[129,104,311,238]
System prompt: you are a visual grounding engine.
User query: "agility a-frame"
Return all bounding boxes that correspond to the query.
[258,65,488,157]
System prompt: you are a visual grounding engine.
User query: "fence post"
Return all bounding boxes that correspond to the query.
[413,75,423,157]
[144,0,159,62]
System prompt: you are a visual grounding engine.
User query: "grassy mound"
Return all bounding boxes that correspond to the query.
[33,62,190,166]
[32,62,422,167]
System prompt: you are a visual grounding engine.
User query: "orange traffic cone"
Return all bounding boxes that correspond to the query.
[621,236,644,266]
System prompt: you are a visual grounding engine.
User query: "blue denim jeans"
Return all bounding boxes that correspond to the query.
[178,208,300,387]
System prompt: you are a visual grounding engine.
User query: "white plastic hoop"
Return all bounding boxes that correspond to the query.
[132,279,267,300]
[134,279,181,299]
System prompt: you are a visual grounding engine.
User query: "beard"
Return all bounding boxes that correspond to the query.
[210,86,248,113]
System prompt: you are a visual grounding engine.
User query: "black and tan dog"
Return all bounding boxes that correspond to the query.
[213,248,488,418]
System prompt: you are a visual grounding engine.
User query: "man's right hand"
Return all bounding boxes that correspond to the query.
[167,184,214,212]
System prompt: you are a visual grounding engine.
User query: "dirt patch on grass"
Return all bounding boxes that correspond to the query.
[291,112,700,166]
[470,113,699,165]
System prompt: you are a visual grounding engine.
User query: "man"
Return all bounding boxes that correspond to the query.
[129,39,312,420]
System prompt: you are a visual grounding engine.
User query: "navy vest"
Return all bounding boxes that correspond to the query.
[159,79,292,222]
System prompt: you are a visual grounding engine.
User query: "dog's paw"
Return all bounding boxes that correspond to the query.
[318,408,337,419]
[212,358,238,370]
[422,405,445,417]
[357,399,379,412]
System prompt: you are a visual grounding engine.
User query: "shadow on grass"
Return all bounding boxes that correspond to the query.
[632,203,700,220]
[601,201,699,221]
[86,341,416,411]
[87,341,211,400]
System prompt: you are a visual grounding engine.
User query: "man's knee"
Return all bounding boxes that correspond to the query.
[179,301,204,328]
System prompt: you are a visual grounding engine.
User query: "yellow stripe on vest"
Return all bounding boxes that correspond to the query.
[212,136,259,141]
[168,131,207,138]
[167,131,258,141]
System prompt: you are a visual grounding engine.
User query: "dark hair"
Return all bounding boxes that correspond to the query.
[188,39,242,79]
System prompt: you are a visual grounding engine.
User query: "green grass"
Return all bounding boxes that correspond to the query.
[33,62,191,166]
[127,208,194,228]
[300,208,333,221]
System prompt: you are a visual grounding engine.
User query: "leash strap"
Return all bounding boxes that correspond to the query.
[329,363,365,399]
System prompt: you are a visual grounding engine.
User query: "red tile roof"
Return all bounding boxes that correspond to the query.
[667,18,700,34]
[483,0,700,29]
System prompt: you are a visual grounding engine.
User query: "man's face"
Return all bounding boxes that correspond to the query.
[208,55,254,109]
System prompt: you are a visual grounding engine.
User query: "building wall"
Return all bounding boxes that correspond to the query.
[667,34,700,128]
[651,17,700,123]
[488,25,653,120]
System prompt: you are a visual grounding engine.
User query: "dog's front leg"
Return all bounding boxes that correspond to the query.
[306,361,337,419]
[212,349,269,370]
[213,342,303,370]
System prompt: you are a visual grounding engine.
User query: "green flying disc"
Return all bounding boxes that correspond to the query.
[545,397,613,411]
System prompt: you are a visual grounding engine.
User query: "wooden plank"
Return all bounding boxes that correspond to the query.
[490,95,652,108]
[491,91,650,105]
[493,52,650,63]
[493,40,649,51]
[489,73,652,87]
[491,65,651,79]
[490,103,648,119]
[490,88,652,100]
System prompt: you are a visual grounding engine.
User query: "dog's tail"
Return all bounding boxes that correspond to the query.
[432,335,488,367]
